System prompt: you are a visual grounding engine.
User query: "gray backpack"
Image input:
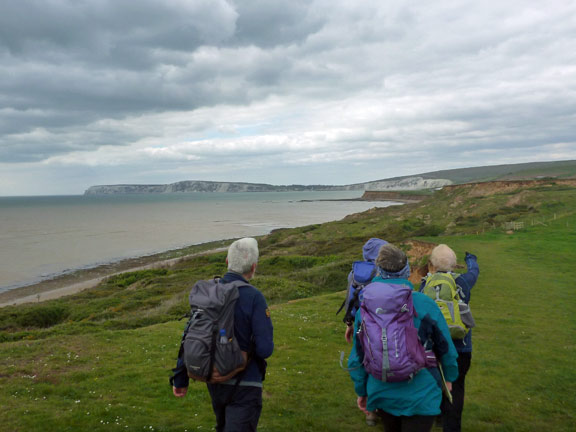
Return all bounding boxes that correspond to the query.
[183,278,248,383]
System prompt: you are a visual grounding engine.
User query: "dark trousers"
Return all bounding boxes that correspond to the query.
[377,411,435,432]
[441,352,471,432]
[206,384,262,432]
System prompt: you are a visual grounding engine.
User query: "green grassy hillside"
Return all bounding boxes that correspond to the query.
[372,159,575,184]
[404,159,576,184]
[1,180,575,431]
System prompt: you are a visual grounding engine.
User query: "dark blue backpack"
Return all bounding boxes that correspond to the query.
[337,260,377,325]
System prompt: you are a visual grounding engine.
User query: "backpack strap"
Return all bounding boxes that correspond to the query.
[342,283,362,325]
[339,319,364,371]
[335,297,347,316]
[339,350,362,371]
[206,322,219,382]
[169,310,200,386]
[449,272,467,301]
[419,275,428,292]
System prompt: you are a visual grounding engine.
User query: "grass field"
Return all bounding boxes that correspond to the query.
[1,182,575,431]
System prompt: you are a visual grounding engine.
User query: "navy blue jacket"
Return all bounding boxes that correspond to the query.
[172,272,274,388]
[420,252,479,353]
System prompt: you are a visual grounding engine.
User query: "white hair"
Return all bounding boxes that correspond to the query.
[430,244,457,272]
[227,238,259,274]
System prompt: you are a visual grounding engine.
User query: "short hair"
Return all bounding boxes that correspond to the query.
[227,238,259,274]
[375,244,407,273]
[429,244,457,272]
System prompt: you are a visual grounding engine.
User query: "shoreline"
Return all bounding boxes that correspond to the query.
[0,196,409,308]
[0,242,230,308]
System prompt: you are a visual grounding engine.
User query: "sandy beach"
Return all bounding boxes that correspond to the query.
[0,245,228,308]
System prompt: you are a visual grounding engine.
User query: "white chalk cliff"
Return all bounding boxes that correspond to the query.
[84,177,452,195]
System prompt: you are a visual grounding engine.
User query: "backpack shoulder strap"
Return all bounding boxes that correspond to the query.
[419,274,429,292]
[449,272,467,301]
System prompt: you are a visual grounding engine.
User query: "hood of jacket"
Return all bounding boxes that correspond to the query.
[362,238,388,262]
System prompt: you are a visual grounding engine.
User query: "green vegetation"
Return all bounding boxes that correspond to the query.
[416,159,576,184]
[1,180,575,431]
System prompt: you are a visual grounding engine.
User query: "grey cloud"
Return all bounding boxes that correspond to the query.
[0,0,237,58]
[231,0,324,48]
[1,0,575,186]
[0,124,139,163]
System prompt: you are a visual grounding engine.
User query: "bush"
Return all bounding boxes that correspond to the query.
[104,269,169,288]
[413,224,445,237]
[17,305,70,328]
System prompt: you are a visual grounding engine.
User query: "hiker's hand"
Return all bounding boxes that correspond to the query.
[345,325,354,343]
[173,387,188,397]
[357,396,368,414]
[465,252,477,261]
[446,382,452,392]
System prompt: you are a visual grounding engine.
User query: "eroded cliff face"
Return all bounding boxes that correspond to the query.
[360,191,429,202]
[404,239,473,285]
[405,240,436,285]
[441,179,576,197]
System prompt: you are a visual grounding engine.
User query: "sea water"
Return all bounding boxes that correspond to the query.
[0,191,398,292]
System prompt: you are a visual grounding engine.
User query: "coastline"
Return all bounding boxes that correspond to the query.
[0,241,230,308]
[0,195,411,308]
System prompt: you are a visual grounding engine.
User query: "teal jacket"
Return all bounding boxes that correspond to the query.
[348,277,459,416]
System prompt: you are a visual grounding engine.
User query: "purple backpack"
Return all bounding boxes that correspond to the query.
[358,281,435,382]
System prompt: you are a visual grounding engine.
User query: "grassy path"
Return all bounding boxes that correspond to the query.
[1,217,575,431]
[423,219,576,431]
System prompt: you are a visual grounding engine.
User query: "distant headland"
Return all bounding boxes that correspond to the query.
[84,177,451,195]
[84,160,576,195]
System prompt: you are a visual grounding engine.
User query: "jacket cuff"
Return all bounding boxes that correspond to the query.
[171,362,190,388]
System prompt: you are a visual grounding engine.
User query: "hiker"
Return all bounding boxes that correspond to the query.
[348,244,459,432]
[421,245,479,432]
[342,238,388,345]
[171,238,274,432]
[339,237,387,427]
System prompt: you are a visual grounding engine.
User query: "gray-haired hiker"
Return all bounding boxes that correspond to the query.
[171,238,274,432]
[420,244,479,432]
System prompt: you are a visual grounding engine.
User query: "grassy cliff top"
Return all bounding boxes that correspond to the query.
[385,159,576,184]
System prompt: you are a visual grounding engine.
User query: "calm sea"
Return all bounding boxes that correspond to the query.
[0,191,398,292]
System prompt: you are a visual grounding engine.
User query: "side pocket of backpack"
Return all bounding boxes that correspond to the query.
[458,302,475,329]
[214,338,247,376]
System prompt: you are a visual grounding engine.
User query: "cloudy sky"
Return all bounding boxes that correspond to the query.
[1,0,575,195]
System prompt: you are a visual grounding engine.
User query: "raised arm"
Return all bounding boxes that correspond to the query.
[457,252,479,300]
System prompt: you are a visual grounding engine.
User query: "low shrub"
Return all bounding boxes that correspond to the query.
[413,224,445,237]
[17,304,70,328]
[104,269,169,288]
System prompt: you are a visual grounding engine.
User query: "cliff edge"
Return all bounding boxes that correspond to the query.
[84,177,452,195]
